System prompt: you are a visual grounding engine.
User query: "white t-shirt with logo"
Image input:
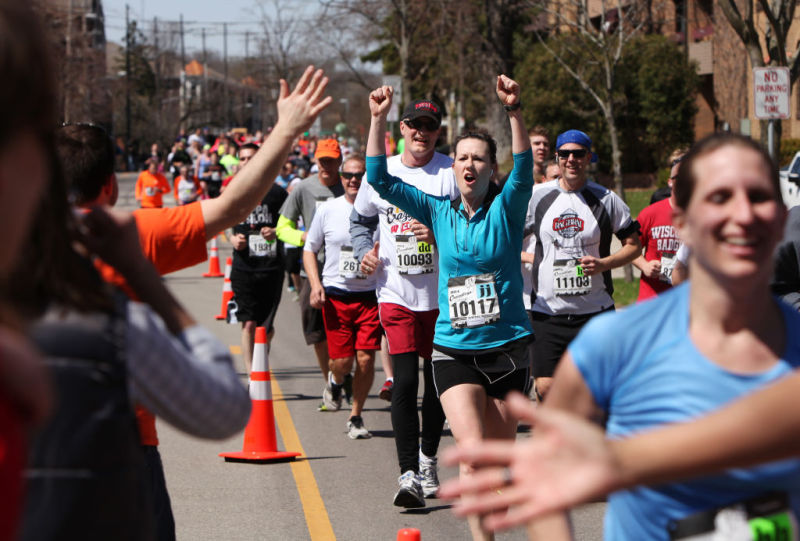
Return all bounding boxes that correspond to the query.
[305,196,377,293]
[353,152,458,311]
[525,179,637,315]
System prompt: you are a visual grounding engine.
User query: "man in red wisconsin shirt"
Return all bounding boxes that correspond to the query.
[633,149,686,301]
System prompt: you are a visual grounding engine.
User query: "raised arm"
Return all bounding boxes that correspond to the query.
[366,86,392,159]
[201,66,333,237]
[364,86,436,228]
[496,75,528,155]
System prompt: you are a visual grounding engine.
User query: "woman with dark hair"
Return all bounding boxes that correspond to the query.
[0,5,251,539]
[366,75,533,541]
[440,133,800,541]
[0,2,68,537]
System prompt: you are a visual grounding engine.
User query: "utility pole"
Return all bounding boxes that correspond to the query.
[179,14,186,68]
[223,22,229,129]
[65,0,74,122]
[179,14,186,128]
[202,27,208,125]
[153,17,160,135]
[125,4,131,155]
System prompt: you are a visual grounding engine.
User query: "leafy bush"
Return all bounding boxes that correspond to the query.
[780,138,800,167]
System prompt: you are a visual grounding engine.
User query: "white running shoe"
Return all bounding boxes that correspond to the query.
[419,451,439,498]
[393,470,425,508]
[321,383,342,412]
[346,416,372,439]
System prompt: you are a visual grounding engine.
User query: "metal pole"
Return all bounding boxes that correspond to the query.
[768,119,775,159]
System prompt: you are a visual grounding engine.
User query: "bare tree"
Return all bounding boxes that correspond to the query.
[256,0,307,82]
[309,6,384,91]
[320,0,429,108]
[524,0,650,202]
[718,0,800,148]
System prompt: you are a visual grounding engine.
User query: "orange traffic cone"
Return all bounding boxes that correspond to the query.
[220,327,301,463]
[214,258,234,320]
[203,236,224,277]
[397,528,421,540]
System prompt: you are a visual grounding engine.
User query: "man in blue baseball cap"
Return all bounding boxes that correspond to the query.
[523,129,641,400]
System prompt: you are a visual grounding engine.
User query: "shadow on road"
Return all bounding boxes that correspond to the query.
[402,503,452,515]
[297,455,347,462]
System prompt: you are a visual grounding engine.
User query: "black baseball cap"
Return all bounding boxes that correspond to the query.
[401,100,443,126]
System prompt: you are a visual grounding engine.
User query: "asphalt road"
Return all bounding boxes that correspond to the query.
[116,172,606,541]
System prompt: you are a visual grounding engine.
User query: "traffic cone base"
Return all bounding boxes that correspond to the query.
[219,450,300,463]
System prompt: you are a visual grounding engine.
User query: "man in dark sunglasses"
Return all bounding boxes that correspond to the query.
[349,98,454,508]
[523,129,641,401]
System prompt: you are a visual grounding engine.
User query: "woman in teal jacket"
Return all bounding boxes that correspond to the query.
[365,75,533,541]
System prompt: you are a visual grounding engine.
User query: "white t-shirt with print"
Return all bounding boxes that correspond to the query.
[305,196,377,293]
[353,152,458,311]
[525,179,637,315]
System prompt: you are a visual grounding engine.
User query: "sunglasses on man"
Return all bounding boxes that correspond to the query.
[341,171,365,180]
[556,148,588,159]
[404,118,440,132]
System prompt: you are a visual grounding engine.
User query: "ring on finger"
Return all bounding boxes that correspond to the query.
[502,467,513,486]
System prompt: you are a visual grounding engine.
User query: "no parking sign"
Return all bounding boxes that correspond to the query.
[754,67,791,119]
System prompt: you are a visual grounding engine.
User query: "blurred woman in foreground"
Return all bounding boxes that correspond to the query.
[441,133,800,541]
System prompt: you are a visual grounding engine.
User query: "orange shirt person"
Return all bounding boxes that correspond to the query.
[135,158,172,208]
[55,65,333,539]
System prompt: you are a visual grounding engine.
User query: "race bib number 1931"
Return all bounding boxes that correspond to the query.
[248,234,277,258]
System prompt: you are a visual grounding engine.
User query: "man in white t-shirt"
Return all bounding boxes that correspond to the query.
[303,155,381,440]
[524,130,641,400]
[350,99,456,508]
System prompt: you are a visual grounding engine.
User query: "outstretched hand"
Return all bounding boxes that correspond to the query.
[496,74,520,108]
[369,86,393,118]
[276,66,334,136]
[438,392,620,532]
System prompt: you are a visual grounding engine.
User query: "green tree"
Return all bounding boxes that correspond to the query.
[517,34,697,177]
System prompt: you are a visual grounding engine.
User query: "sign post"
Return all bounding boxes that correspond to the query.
[753,67,791,159]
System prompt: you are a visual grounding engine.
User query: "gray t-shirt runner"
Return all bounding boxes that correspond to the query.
[279,174,344,267]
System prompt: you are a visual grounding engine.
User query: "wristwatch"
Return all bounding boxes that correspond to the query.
[503,102,521,112]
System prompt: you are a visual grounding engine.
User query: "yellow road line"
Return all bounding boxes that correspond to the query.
[229,345,242,355]
[271,378,336,541]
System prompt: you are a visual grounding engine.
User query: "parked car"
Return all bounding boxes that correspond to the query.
[780,151,800,208]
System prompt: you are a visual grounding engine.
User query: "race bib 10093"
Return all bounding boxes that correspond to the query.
[395,234,435,275]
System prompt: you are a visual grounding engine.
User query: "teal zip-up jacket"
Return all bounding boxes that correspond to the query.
[366,149,534,351]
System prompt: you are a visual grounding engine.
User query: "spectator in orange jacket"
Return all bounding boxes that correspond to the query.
[135,157,171,208]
